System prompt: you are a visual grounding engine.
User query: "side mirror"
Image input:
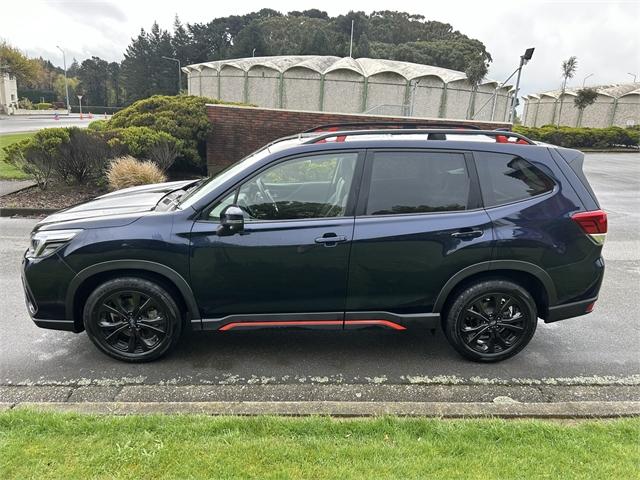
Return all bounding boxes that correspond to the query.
[217,205,244,236]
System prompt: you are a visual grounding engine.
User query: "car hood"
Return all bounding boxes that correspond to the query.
[36,179,198,229]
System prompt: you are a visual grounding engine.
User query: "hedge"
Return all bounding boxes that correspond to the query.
[513,125,639,149]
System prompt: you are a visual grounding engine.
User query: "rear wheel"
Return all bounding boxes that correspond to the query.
[444,279,537,362]
[83,277,182,362]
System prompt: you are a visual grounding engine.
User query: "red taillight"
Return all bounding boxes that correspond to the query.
[585,302,596,313]
[571,210,607,244]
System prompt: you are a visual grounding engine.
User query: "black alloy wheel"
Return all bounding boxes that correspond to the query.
[84,277,182,362]
[444,279,537,362]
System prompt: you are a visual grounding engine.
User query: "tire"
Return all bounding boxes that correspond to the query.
[83,277,182,362]
[443,279,537,362]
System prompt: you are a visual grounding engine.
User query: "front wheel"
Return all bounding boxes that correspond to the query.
[83,277,182,362]
[444,279,538,362]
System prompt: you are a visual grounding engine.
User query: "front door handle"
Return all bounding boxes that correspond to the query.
[315,234,348,246]
[451,229,483,240]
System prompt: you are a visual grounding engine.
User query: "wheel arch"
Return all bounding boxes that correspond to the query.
[433,260,557,319]
[66,260,201,331]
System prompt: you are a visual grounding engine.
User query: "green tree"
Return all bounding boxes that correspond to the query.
[557,56,578,126]
[465,59,488,119]
[232,20,269,57]
[78,56,109,106]
[574,87,598,126]
[356,33,371,57]
[0,41,40,86]
[302,28,332,55]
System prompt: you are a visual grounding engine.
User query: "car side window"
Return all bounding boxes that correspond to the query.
[233,152,358,221]
[474,152,555,207]
[365,151,470,215]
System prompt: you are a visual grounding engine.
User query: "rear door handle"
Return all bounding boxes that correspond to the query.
[315,234,348,246]
[451,229,483,240]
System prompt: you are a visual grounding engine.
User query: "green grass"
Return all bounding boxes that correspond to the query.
[0,411,638,479]
[0,132,34,180]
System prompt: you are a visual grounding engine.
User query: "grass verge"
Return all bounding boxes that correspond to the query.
[0,132,34,180]
[0,410,638,479]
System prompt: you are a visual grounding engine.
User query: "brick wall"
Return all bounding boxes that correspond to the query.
[206,104,511,174]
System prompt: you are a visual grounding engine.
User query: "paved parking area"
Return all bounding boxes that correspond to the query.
[0,153,638,395]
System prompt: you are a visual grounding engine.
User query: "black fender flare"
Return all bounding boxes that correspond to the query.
[65,259,201,322]
[433,260,558,312]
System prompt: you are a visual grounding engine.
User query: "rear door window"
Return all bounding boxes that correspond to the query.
[365,151,471,215]
[474,152,555,207]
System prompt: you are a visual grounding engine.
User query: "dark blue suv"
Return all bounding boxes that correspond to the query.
[22,126,606,363]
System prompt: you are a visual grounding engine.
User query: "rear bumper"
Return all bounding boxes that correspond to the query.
[545,296,598,323]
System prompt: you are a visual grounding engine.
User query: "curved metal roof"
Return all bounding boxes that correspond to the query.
[183,55,507,88]
[524,83,640,100]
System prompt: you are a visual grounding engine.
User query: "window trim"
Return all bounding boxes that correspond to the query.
[471,151,557,209]
[198,149,366,223]
[355,148,481,218]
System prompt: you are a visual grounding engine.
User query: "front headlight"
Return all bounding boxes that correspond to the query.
[27,229,82,258]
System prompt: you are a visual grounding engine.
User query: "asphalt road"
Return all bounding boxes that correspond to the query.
[0,114,105,134]
[0,152,638,390]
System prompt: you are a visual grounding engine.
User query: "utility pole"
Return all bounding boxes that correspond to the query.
[629,73,637,83]
[162,56,182,94]
[509,47,535,124]
[349,20,354,58]
[56,45,71,111]
[582,73,594,87]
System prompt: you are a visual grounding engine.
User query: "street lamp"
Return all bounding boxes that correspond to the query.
[161,56,182,94]
[509,47,535,123]
[56,45,71,112]
[629,73,638,83]
[582,73,594,87]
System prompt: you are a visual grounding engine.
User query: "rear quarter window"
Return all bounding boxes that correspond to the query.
[474,152,555,207]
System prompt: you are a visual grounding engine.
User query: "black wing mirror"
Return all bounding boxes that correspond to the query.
[217,205,244,236]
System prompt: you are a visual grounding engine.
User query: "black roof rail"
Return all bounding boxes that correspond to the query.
[302,128,535,145]
[304,122,482,133]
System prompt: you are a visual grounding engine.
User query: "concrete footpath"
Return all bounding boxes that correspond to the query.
[1,383,638,418]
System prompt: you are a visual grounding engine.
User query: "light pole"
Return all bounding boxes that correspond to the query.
[629,73,638,83]
[582,73,594,87]
[161,56,182,94]
[509,47,535,123]
[56,45,71,112]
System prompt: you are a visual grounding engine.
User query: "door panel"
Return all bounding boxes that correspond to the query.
[190,218,354,318]
[346,211,493,313]
[346,148,493,314]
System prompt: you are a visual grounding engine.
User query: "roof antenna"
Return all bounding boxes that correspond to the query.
[349,19,354,58]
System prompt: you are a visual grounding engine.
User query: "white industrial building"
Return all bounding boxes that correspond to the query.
[522,83,640,128]
[183,55,513,122]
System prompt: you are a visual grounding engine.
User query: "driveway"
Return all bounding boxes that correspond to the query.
[0,153,638,395]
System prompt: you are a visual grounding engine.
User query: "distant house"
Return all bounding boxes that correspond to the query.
[0,73,18,114]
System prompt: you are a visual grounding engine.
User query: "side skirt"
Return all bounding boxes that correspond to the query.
[195,311,440,332]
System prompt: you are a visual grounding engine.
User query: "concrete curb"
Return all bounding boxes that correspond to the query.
[5,400,640,418]
[0,207,58,217]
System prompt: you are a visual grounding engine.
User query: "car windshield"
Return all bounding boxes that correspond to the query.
[176,147,273,209]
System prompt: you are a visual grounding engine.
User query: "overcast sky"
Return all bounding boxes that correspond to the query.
[2,0,639,98]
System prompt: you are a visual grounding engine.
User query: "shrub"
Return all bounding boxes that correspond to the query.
[4,129,70,188]
[34,102,53,110]
[106,126,181,171]
[106,156,166,190]
[88,119,109,131]
[514,125,639,149]
[4,128,112,188]
[106,95,246,173]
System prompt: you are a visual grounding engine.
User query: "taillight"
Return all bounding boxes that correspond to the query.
[571,210,607,245]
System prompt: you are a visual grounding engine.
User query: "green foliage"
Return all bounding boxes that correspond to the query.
[88,119,109,131]
[34,102,53,110]
[106,95,231,172]
[514,125,639,149]
[0,132,35,179]
[107,126,182,171]
[574,88,599,111]
[4,128,112,188]
[4,129,70,188]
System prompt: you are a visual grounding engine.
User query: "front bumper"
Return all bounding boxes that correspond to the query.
[22,251,79,332]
